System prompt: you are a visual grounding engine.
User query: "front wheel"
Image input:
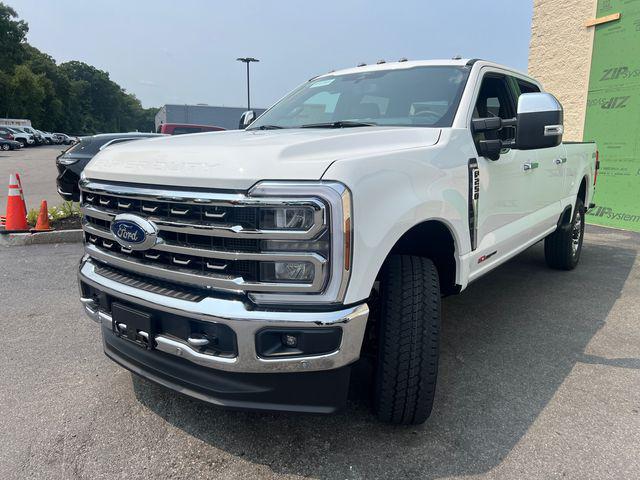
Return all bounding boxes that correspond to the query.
[373,255,441,425]
[1,143,10,151]
[544,197,585,270]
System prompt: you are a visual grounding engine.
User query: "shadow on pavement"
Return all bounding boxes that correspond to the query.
[131,230,637,479]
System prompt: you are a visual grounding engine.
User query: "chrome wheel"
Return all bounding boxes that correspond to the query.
[571,209,583,256]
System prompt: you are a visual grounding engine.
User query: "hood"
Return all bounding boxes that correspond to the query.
[83,127,441,190]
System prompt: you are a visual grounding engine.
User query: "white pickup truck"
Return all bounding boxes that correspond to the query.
[78,59,598,425]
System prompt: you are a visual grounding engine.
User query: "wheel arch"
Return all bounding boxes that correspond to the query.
[375,218,461,296]
[578,175,588,205]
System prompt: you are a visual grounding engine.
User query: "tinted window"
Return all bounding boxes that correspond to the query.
[63,137,97,156]
[172,127,204,135]
[517,79,540,94]
[250,66,470,129]
[472,74,516,142]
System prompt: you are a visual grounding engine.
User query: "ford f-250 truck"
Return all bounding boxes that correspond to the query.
[78,59,598,425]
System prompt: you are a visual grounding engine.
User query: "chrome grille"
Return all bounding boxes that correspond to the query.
[83,191,258,228]
[80,180,330,296]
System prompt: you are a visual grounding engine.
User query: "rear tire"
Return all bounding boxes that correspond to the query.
[544,197,585,270]
[373,255,441,425]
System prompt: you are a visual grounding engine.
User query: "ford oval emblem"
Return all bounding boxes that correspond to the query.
[110,214,159,251]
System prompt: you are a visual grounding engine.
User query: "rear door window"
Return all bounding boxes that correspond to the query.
[515,79,540,95]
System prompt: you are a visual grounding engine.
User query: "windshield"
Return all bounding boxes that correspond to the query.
[250,66,469,130]
[63,137,100,157]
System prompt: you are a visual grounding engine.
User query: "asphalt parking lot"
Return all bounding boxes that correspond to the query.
[0,145,64,214]
[1,225,639,480]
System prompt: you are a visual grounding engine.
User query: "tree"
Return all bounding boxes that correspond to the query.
[0,3,27,67]
[8,64,45,121]
[0,2,158,133]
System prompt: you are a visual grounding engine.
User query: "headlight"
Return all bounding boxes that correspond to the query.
[57,157,79,165]
[248,181,353,305]
[259,207,315,230]
[260,261,315,282]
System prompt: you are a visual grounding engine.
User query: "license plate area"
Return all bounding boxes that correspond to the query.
[111,302,155,349]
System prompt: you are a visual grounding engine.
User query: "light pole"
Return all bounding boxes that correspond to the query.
[236,57,259,111]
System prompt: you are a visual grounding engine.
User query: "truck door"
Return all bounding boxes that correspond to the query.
[469,71,538,275]
[509,76,565,229]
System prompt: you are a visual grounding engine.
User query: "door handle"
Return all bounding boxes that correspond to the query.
[523,162,539,171]
[554,157,567,165]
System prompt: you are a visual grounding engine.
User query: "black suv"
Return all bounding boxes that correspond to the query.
[56,133,164,201]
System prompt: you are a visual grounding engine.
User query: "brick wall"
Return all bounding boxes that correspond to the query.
[528,0,597,141]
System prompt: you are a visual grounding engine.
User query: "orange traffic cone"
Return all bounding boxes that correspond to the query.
[4,174,29,232]
[33,200,53,232]
[16,173,27,218]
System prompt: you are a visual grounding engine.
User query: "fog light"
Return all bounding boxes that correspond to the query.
[282,334,298,347]
[256,328,343,358]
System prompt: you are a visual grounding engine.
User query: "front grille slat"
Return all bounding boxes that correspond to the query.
[82,204,322,240]
[86,243,320,293]
[94,264,205,302]
[83,221,319,263]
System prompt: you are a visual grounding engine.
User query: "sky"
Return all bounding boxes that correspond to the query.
[9,0,533,109]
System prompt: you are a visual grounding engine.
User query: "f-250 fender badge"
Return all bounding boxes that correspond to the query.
[110,214,159,251]
[468,158,479,251]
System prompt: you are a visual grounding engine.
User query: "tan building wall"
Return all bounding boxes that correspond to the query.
[528,0,598,141]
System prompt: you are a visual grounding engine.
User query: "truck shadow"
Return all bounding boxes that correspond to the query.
[131,227,637,479]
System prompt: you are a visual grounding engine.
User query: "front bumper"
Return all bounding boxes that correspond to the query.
[78,257,369,411]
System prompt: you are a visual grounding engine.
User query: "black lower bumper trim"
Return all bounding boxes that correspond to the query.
[103,327,352,414]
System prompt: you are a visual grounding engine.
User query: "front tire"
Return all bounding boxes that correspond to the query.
[544,197,585,270]
[1,143,9,151]
[373,255,441,425]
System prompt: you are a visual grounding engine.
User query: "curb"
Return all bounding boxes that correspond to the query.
[0,229,83,247]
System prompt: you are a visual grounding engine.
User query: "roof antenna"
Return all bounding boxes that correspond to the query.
[452,55,462,60]
[398,57,408,62]
[376,59,386,64]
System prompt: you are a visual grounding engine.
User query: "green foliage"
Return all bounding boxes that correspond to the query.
[27,201,80,226]
[0,3,157,133]
[0,3,27,66]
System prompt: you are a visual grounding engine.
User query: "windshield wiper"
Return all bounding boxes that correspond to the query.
[299,120,377,129]
[249,124,285,130]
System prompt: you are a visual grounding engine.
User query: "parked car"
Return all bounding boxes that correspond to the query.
[77,59,598,425]
[157,123,225,135]
[1,127,34,147]
[53,133,77,145]
[56,132,165,201]
[0,138,22,150]
[39,130,57,144]
[18,126,44,144]
[0,127,15,141]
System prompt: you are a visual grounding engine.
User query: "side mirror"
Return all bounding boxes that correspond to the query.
[471,116,516,161]
[238,110,256,129]
[515,93,563,150]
